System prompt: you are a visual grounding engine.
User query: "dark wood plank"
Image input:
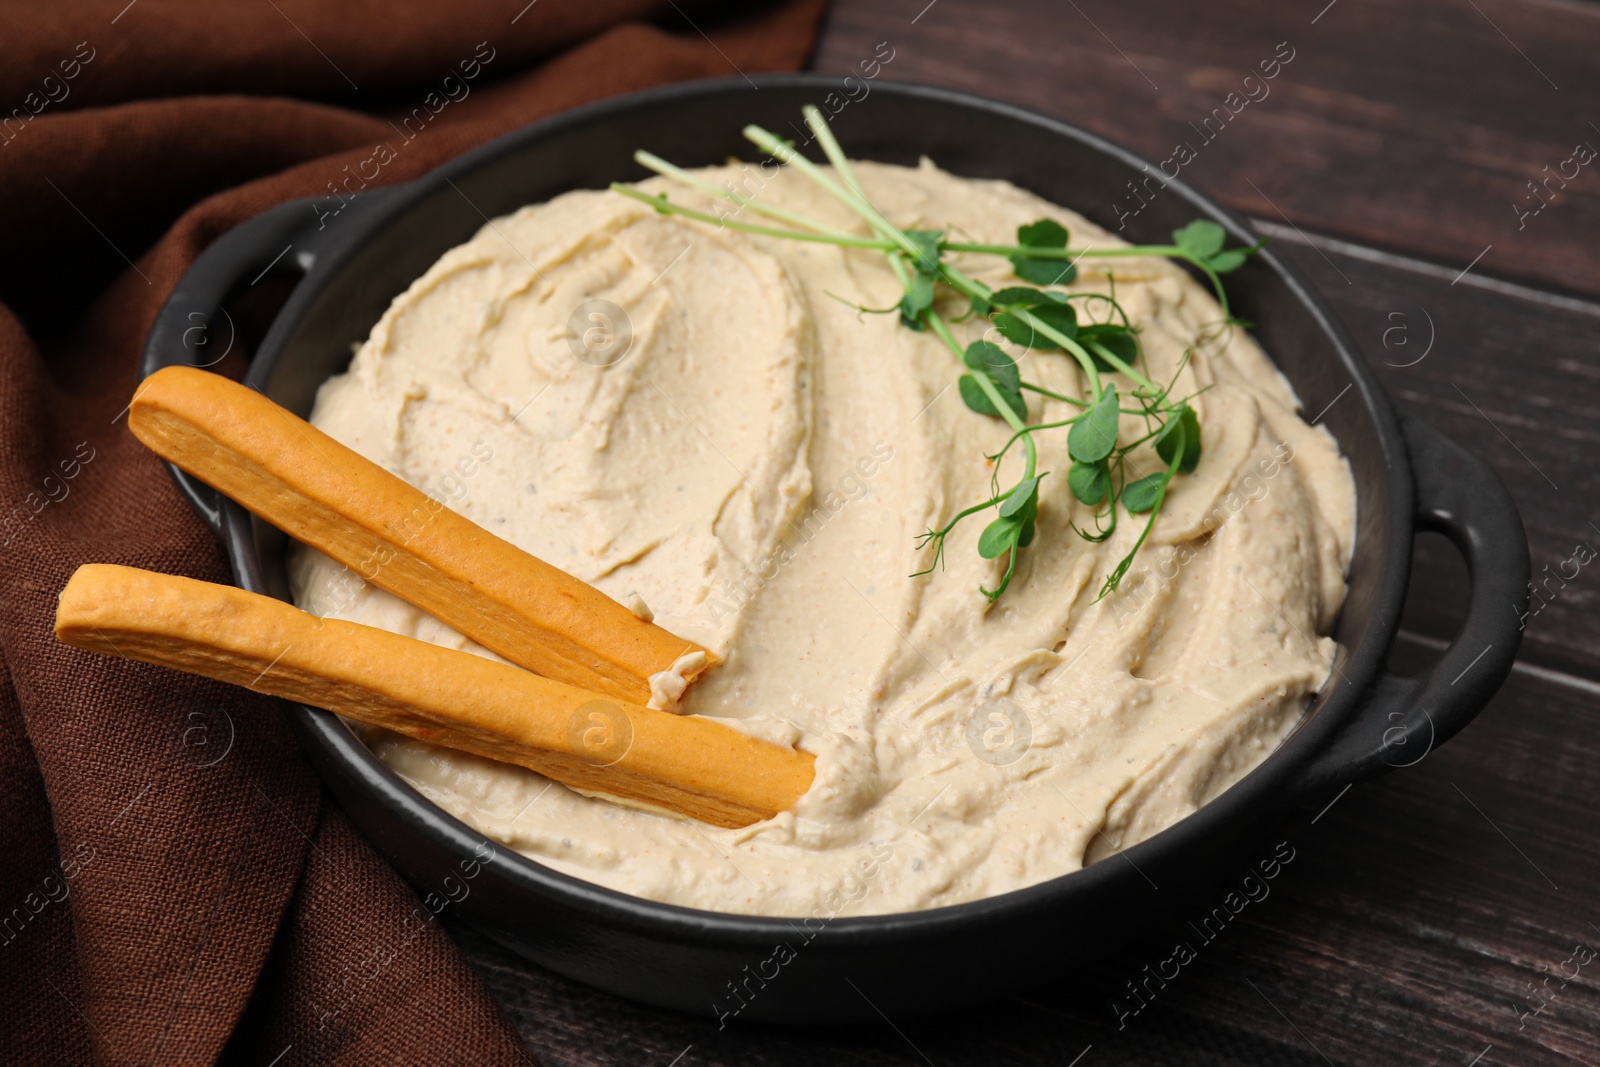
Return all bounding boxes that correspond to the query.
[1262,231,1600,680]
[456,645,1600,1066]
[813,0,1600,299]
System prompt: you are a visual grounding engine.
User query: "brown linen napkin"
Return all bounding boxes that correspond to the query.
[0,2,827,1064]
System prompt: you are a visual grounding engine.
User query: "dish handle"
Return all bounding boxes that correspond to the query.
[1297,413,1529,796]
[139,191,398,535]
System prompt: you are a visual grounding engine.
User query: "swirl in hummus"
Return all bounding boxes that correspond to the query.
[289,160,1355,917]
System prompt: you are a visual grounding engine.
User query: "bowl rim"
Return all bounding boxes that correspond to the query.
[233,73,1411,945]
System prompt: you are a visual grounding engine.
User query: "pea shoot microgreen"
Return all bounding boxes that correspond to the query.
[609,106,1264,602]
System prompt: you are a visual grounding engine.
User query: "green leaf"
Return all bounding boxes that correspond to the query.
[977,516,1020,559]
[898,272,934,329]
[1003,479,1039,548]
[1032,303,1077,339]
[958,374,989,415]
[1010,219,1075,285]
[993,303,1078,351]
[1154,404,1202,473]
[1122,472,1167,513]
[1068,384,1119,464]
[905,229,943,275]
[962,341,1021,395]
[1017,219,1069,249]
[1206,249,1247,273]
[990,286,1068,309]
[992,312,1033,348]
[958,375,1025,420]
[966,292,992,318]
[999,476,1039,518]
[1011,258,1077,286]
[1173,219,1225,260]
[1078,324,1137,372]
[1068,460,1110,506]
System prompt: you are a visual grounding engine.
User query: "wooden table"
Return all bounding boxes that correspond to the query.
[457,2,1600,1062]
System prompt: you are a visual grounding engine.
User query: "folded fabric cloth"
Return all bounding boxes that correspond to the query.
[0,2,827,1063]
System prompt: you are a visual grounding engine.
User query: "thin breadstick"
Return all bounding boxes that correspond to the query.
[128,365,714,707]
[55,564,813,829]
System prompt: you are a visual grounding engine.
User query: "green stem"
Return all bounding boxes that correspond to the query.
[883,248,915,291]
[924,487,1022,540]
[994,416,1082,462]
[798,107,925,261]
[750,115,1082,451]
[928,262,1150,406]
[925,310,1036,480]
[1096,420,1186,600]
[609,184,895,249]
[1019,382,1088,407]
[1081,338,1162,397]
[944,241,1233,319]
[943,241,1178,259]
[1091,247,1231,317]
[940,267,1103,399]
[801,106,871,203]
[1018,383,1162,415]
[742,124,923,261]
[632,150,860,240]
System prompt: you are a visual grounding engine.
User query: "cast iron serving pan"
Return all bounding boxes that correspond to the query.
[141,76,1529,1022]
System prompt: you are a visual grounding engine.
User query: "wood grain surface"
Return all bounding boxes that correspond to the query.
[815,0,1600,299]
[458,2,1600,1063]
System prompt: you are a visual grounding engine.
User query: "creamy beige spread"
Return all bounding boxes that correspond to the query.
[289,160,1355,917]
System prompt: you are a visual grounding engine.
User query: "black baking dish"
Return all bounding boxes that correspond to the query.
[141,75,1529,1023]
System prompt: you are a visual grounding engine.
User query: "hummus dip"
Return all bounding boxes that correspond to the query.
[289,160,1355,917]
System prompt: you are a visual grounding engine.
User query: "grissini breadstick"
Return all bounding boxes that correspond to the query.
[127,364,714,707]
[55,564,813,829]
